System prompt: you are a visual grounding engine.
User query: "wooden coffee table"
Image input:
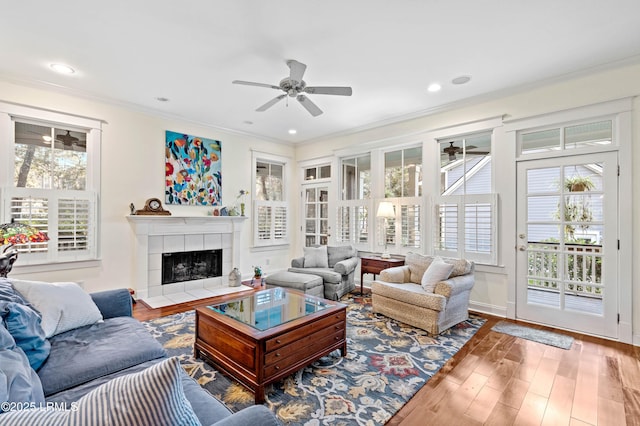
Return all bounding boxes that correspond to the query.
[194,287,347,403]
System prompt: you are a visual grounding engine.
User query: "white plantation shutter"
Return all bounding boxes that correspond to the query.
[273,204,287,241]
[376,198,422,254]
[401,204,421,248]
[1,188,97,263]
[336,201,368,247]
[57,195,95,258]
[435,202,458,254]
[434,194,497,264]
[254,200,288,246]
[337,205,351,242]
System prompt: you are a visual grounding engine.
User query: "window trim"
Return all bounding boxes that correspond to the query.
[0,102,102,266]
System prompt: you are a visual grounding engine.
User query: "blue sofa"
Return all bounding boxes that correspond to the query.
[0,282,280,425]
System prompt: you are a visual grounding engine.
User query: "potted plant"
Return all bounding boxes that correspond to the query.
[564,175,595,192]
[253,265,262,279]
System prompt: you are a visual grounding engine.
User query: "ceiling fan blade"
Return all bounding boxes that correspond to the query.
[287,60,307,84]
[232,80,281,90]
[256,94,286,112]
[304,86,352,96]
[296,94,323,117]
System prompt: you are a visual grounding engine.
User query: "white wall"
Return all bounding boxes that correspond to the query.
[0,80,296,292]
[296,62,640,342]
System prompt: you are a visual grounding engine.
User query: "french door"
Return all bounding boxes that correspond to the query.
[303,184,330,247]
[516,152,618,338]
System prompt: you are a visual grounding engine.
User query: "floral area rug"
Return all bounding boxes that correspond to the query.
[143,296,485,425]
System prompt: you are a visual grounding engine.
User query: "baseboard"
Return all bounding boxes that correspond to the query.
[469,301,507,318]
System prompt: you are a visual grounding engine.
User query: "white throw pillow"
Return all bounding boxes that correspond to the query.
[303,246,329,268]
[420,257,454,292]
[11,279,103,338]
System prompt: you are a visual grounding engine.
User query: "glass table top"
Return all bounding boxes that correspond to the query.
[206,287,332,331]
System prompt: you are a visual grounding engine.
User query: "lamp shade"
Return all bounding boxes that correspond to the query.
[0,221,49,245]
[376,201,395,219]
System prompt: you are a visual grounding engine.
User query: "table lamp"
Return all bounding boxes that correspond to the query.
[376,201,395,259]
[0,219,49,277]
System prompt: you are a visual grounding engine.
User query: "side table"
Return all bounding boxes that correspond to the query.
[358,256,405,295]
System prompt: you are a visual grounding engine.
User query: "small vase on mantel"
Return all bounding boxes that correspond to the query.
[228,267,241,287]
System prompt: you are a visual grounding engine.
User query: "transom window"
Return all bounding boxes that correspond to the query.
[520,119,612,155]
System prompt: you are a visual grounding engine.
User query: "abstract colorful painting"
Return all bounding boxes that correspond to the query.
[165,131,222,205]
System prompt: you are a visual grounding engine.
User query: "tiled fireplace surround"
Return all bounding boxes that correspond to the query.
[127,216,248,307]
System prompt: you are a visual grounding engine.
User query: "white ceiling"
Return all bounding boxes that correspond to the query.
[2,1,640,144]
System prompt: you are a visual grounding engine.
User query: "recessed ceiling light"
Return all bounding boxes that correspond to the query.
[288,129,297,135]
[452,75,472,85]
[427,83,441,93]
[155,97,170,102]
[243,120,253,125]
[42,135,52,142]
[49,63,75,74]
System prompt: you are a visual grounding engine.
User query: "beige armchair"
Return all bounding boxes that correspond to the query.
[371,253,475,334]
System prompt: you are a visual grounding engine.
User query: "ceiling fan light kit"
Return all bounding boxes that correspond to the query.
[232,59,352,117]
[442,141,490,162]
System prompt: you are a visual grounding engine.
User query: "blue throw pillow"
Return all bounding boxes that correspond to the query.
[0,325,45,411]
[0,301,50,371]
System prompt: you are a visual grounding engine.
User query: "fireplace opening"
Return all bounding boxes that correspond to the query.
[162,249,222,285]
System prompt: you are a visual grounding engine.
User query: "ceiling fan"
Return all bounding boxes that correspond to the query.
[232,59,352,117]
[56,130,86,149]
[442,142,489,162]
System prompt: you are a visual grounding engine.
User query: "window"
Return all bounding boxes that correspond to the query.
[0,103,101,265]
[434,131,497,264]
[303,164,331,181]
[253,155,288,246]
[336,154,370,246]
[520,119,613,155]
[381,147,422,252]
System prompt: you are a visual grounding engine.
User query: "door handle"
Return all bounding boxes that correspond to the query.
[518,245,526,251]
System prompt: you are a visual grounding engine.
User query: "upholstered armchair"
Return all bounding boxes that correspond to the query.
[371,252,475,334]
[289,245,359,300]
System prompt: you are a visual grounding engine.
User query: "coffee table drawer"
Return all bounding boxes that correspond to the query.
[265,322,345,365]
[265,311,345,352]
[264,329,345,379]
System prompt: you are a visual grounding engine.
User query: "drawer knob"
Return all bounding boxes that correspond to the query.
[275,366,280,370]
[275,352,280,357]
[335,325,340,329]
[276,339,281,344]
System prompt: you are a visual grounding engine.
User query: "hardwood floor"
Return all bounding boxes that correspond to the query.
[133,292,640,426]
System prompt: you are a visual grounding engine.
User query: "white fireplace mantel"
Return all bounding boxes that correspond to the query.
[127,215,246,300]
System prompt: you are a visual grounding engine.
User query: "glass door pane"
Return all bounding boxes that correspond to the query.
[304,185,330,246]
